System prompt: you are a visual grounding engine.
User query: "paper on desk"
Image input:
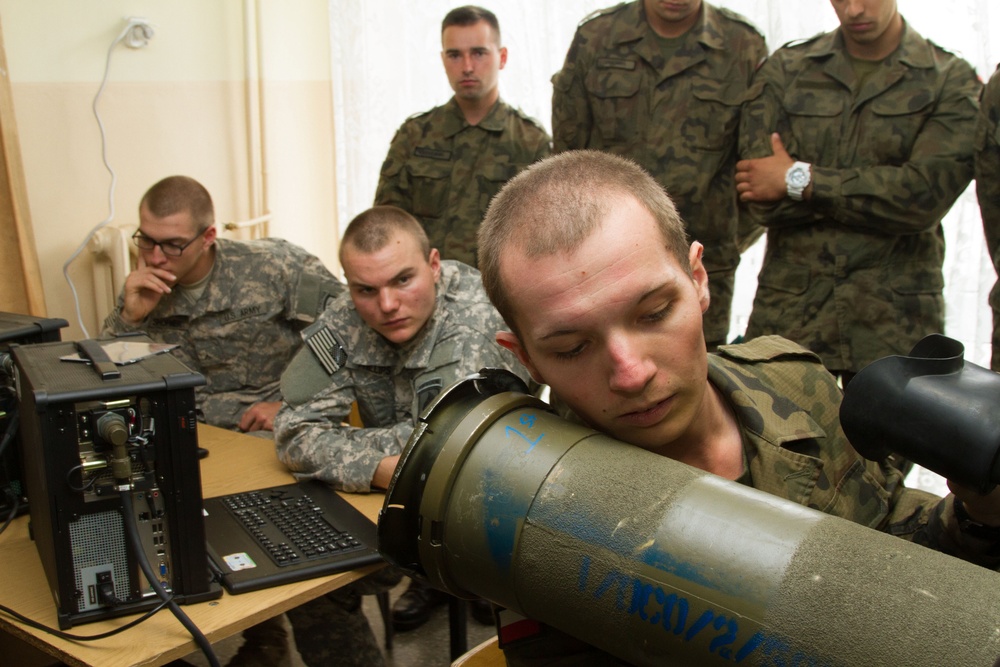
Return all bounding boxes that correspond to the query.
[60,340,179,365]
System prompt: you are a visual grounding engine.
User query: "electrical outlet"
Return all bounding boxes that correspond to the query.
[123,17,154,49]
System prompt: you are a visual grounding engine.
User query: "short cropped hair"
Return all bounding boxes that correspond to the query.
[340,205,431,266]
[478,150,691,331]
[442,6,500,43]
[140,176,215,231]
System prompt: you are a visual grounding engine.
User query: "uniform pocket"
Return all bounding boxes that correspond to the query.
[408,160,451,218]
[888,263,944,327]
[867,93,935,163]
[783,90,844,156]
[585,63,642,142]
[478,163,518,211]
[687,84,748,151]
[757,259,811,296]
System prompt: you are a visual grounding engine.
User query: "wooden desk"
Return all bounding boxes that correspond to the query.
[0,424,385,667]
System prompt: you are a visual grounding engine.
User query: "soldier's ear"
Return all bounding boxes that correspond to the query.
[497,332,545,384]
[499,46,508,70]
[428,248,441,283]
[688,242,710,315]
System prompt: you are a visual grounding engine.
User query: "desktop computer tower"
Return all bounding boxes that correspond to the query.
[11,336,221,628]
[0,312,68,519]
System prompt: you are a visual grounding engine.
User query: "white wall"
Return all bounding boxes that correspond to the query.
[1,0,340,339]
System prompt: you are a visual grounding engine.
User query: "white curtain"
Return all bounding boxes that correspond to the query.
[329,0,1000,367]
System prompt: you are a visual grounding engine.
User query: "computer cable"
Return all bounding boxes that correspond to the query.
[0,407,18,537]
[0,598,169,641]
[62,20,152,337]
[119,490,220,667]
[0,488,18,536]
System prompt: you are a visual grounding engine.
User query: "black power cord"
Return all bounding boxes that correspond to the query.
[0,598,170,641]
[0,407,20,537]
[119,491,220,667]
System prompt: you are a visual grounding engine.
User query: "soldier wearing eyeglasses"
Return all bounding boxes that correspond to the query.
[102,175,344,434]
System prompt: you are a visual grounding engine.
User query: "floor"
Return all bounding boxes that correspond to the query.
[179,578,498,667]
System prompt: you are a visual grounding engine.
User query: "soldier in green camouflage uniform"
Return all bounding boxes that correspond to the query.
[102,176,343,433]
[551,0,766,349]
[476,150,1000,665]
[735,2,981,377]
[975,64,1000,371]
[374,6,550,268]
[102,176,342,665]
[274,206,528,664]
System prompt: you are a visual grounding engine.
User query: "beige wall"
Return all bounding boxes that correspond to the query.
[0,0,340,339]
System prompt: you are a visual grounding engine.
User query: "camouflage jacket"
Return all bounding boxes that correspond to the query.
[273,260,529,493]
[739,22,981,373]
[975,64,1000,371]
[503,335,999,666]
[374,97,551,267]
[102,238,343,430]
[552,1,766,346]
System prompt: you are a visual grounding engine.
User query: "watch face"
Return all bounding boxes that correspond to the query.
[788,168,809,188]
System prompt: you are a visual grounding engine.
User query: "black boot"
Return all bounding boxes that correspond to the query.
[469,598,495,626]
[391,578,449,632]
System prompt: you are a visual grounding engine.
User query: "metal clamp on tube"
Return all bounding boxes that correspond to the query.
[379,368,1000,667]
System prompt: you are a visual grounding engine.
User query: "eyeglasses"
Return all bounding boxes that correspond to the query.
[132,228,208,257]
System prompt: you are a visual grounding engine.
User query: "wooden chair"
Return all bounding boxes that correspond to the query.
[452,636,503,667]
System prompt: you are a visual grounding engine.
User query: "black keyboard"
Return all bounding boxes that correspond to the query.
[221,486,365,567]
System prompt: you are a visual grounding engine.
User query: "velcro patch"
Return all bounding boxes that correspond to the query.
[596,57,636,70]
[305,326,348,375]
[414,146,452,160]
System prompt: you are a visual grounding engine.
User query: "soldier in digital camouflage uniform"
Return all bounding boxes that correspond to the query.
[552,0,766,349]
[735,0,981,380]
[273,205,528,664]
[102,176,343,432]
[102,175,343,666]
[476,150,1000,665]
[374,5,550,268]
[975,64,1000,371]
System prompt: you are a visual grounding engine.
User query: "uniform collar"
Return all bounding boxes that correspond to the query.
[441,97,508,138]
[707,354,828,505]
[613,2,727,50]
[611,2,727,80]
[804,19,934,70]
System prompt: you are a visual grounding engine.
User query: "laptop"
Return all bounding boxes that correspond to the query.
[203,479,383,594]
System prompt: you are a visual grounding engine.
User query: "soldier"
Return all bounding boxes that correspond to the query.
[102,175,343,664]
[374,5,550,268]
[551,0,766,350]
[735,0,981,382]
[976,64,1000,372]
[102,175,343,433]
[477,150,1000,665]
[273,205,529,651]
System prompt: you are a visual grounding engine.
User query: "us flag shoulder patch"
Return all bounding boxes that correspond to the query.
[306,326,348,375]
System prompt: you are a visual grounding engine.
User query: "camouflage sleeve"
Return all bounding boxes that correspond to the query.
[738,55,826,231]
[975,68,1000,371]
[273,380,412,494]
[880,479,1000,569]
[532,129,553,164]
[741,54,982,235]
[101,295,143,337]
[551,28,592,153]
[288,249,344,322]
[976,69,1000,262]
[807,59,981,236]
[374,125,412,210]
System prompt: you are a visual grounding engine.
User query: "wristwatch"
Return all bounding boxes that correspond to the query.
[785,161,811,201]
